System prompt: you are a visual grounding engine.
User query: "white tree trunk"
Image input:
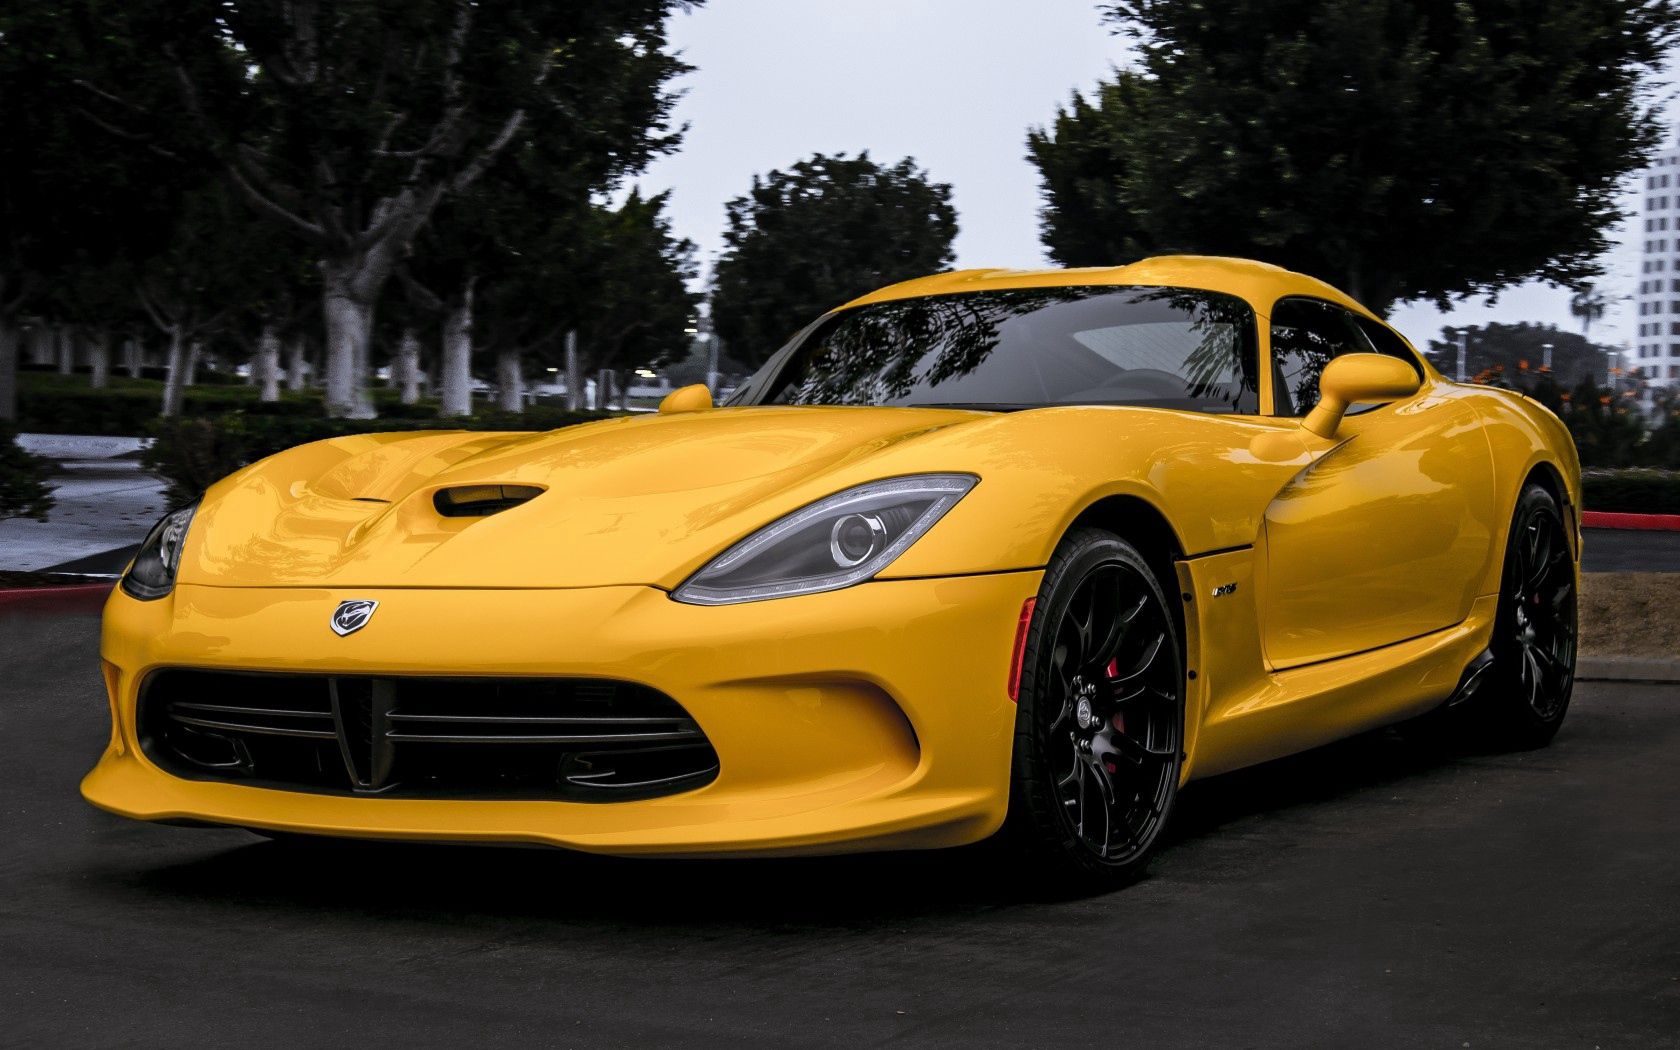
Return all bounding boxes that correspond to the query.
[565,330,582,411]
[87,329,110,389]
[184,339,201,389]
[123,336,143,378]
[440,282,474,418]
[496,347,523,412]
[0,320,19,422]
[595,368,611,410]
[397,327,422,405]
[321,266,379,419]
[257,323,282,402]
[57,326,75,375]
[286,337,307,391]
[160,328,195,417]
[27,324,53,367]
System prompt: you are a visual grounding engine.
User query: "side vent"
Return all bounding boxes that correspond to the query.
[434,484,544,518]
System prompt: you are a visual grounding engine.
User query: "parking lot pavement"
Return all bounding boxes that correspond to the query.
[4,609,1677,1048]
[1583,527,1680,573]
[0,439,164,573]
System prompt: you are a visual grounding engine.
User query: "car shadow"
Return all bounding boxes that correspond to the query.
[99,725,1484,928]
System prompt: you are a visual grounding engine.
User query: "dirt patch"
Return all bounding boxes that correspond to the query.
[1580,573,1680,657]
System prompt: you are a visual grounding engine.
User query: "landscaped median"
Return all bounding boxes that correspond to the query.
[1581,468,1680,530]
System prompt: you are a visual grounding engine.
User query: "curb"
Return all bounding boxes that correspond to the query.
[1577,655,1680,684]
[0,583,114,613]
[1582,511,1680,531]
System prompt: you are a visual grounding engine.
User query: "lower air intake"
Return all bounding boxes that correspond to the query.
[137,669,719,802]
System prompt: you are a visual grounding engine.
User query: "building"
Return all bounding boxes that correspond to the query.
[1635,135,1680,405]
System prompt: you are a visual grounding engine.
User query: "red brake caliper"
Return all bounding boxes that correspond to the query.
[1104,657,1124,771]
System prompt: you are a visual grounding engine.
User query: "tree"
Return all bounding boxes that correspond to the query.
[1423,322,1608,389]
[1029,1,1680,314]
[569,190,700,395]
[104,0,697,417]
[710,153,958,366]
[0,1,188,419]
[1570,285,1608,338]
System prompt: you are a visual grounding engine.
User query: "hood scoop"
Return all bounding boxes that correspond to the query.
[433,484,545,518]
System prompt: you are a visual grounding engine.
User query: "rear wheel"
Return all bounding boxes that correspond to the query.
[1477,483,1577,748]
[1005,528,1184,892]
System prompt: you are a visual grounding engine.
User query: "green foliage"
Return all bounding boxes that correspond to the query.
[2,1,699,421]
[16,371,482,435]
[19,372,318,435]
[0,420,54,521]
[1030,1,1680,312]
[1582,469,1680,514]
[143,409,614,508]
[569,190,701,372]
[1421,323,1608,390]
[710,153,959,366]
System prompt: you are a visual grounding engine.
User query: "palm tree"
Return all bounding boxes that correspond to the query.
[1570,285,1607,338]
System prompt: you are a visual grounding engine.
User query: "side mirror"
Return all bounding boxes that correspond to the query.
[658,384,713,415]
[1301,354,1421,438]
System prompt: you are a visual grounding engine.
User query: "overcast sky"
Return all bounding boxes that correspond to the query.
[638,0,1677,352]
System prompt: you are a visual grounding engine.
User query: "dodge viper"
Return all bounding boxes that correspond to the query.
[82,256,1580,889]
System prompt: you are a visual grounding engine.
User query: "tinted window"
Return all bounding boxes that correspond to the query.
[755,286,1260,413]
[1352,315,1424,373]
[1269,299,1365,416]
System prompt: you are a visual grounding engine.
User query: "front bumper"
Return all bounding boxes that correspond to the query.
[82,571,1039,856]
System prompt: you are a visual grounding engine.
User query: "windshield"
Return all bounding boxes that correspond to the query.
[748,286,1259,412]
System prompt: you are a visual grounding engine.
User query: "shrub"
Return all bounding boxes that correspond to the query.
[0,421,55,521]
[17,373,322,435]
[1581,468,1680,515]
[144,408,613,507]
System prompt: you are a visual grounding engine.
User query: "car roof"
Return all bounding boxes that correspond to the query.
[840,255,1379,321]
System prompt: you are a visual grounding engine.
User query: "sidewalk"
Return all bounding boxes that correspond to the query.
[0,434,164,574]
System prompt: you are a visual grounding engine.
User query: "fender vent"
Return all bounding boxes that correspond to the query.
[433,484,543,517]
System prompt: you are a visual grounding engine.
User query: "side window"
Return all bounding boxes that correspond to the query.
[1268,299,1364,415]
[1351,315,1424,377]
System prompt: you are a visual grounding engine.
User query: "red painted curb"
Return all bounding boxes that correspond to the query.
[1582,511,1680,532]
[0,582,114,612]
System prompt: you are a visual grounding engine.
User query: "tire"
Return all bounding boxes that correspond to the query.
[1004,527,1185,893]
[1475,482,1578,749]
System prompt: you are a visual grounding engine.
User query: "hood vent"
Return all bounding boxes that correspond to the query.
[433,484,544,518]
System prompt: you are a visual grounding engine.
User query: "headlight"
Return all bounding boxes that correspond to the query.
[121,504,197,600]
[672,474,978,605]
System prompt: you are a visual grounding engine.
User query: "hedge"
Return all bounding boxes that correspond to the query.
[144,408,614,507]
[17,373,464,435]
[1581,469,1680,516]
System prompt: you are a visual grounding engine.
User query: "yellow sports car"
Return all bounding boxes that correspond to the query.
[82,256,1580,890]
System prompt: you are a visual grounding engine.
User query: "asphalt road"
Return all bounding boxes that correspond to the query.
[1583,527,1680,572]
[4,611,1678,1049]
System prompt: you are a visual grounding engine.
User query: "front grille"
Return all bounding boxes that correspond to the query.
[137,669,719,801]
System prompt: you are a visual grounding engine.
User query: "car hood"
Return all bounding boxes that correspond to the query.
[180,406,993,590]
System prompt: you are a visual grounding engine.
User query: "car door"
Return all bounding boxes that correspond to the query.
[1257,298,1499,669]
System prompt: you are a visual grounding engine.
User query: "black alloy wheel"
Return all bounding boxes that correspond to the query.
[1007,528,1184,891]
[1482,482,1577,747]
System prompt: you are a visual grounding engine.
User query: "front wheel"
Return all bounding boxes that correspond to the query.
[1476,482,1578,749]
[1004,528,1184,892]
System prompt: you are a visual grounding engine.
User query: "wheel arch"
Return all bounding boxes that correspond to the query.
[1517,458,1579,561]
[1056,493,1201,788]
[1065,494,1186,609]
